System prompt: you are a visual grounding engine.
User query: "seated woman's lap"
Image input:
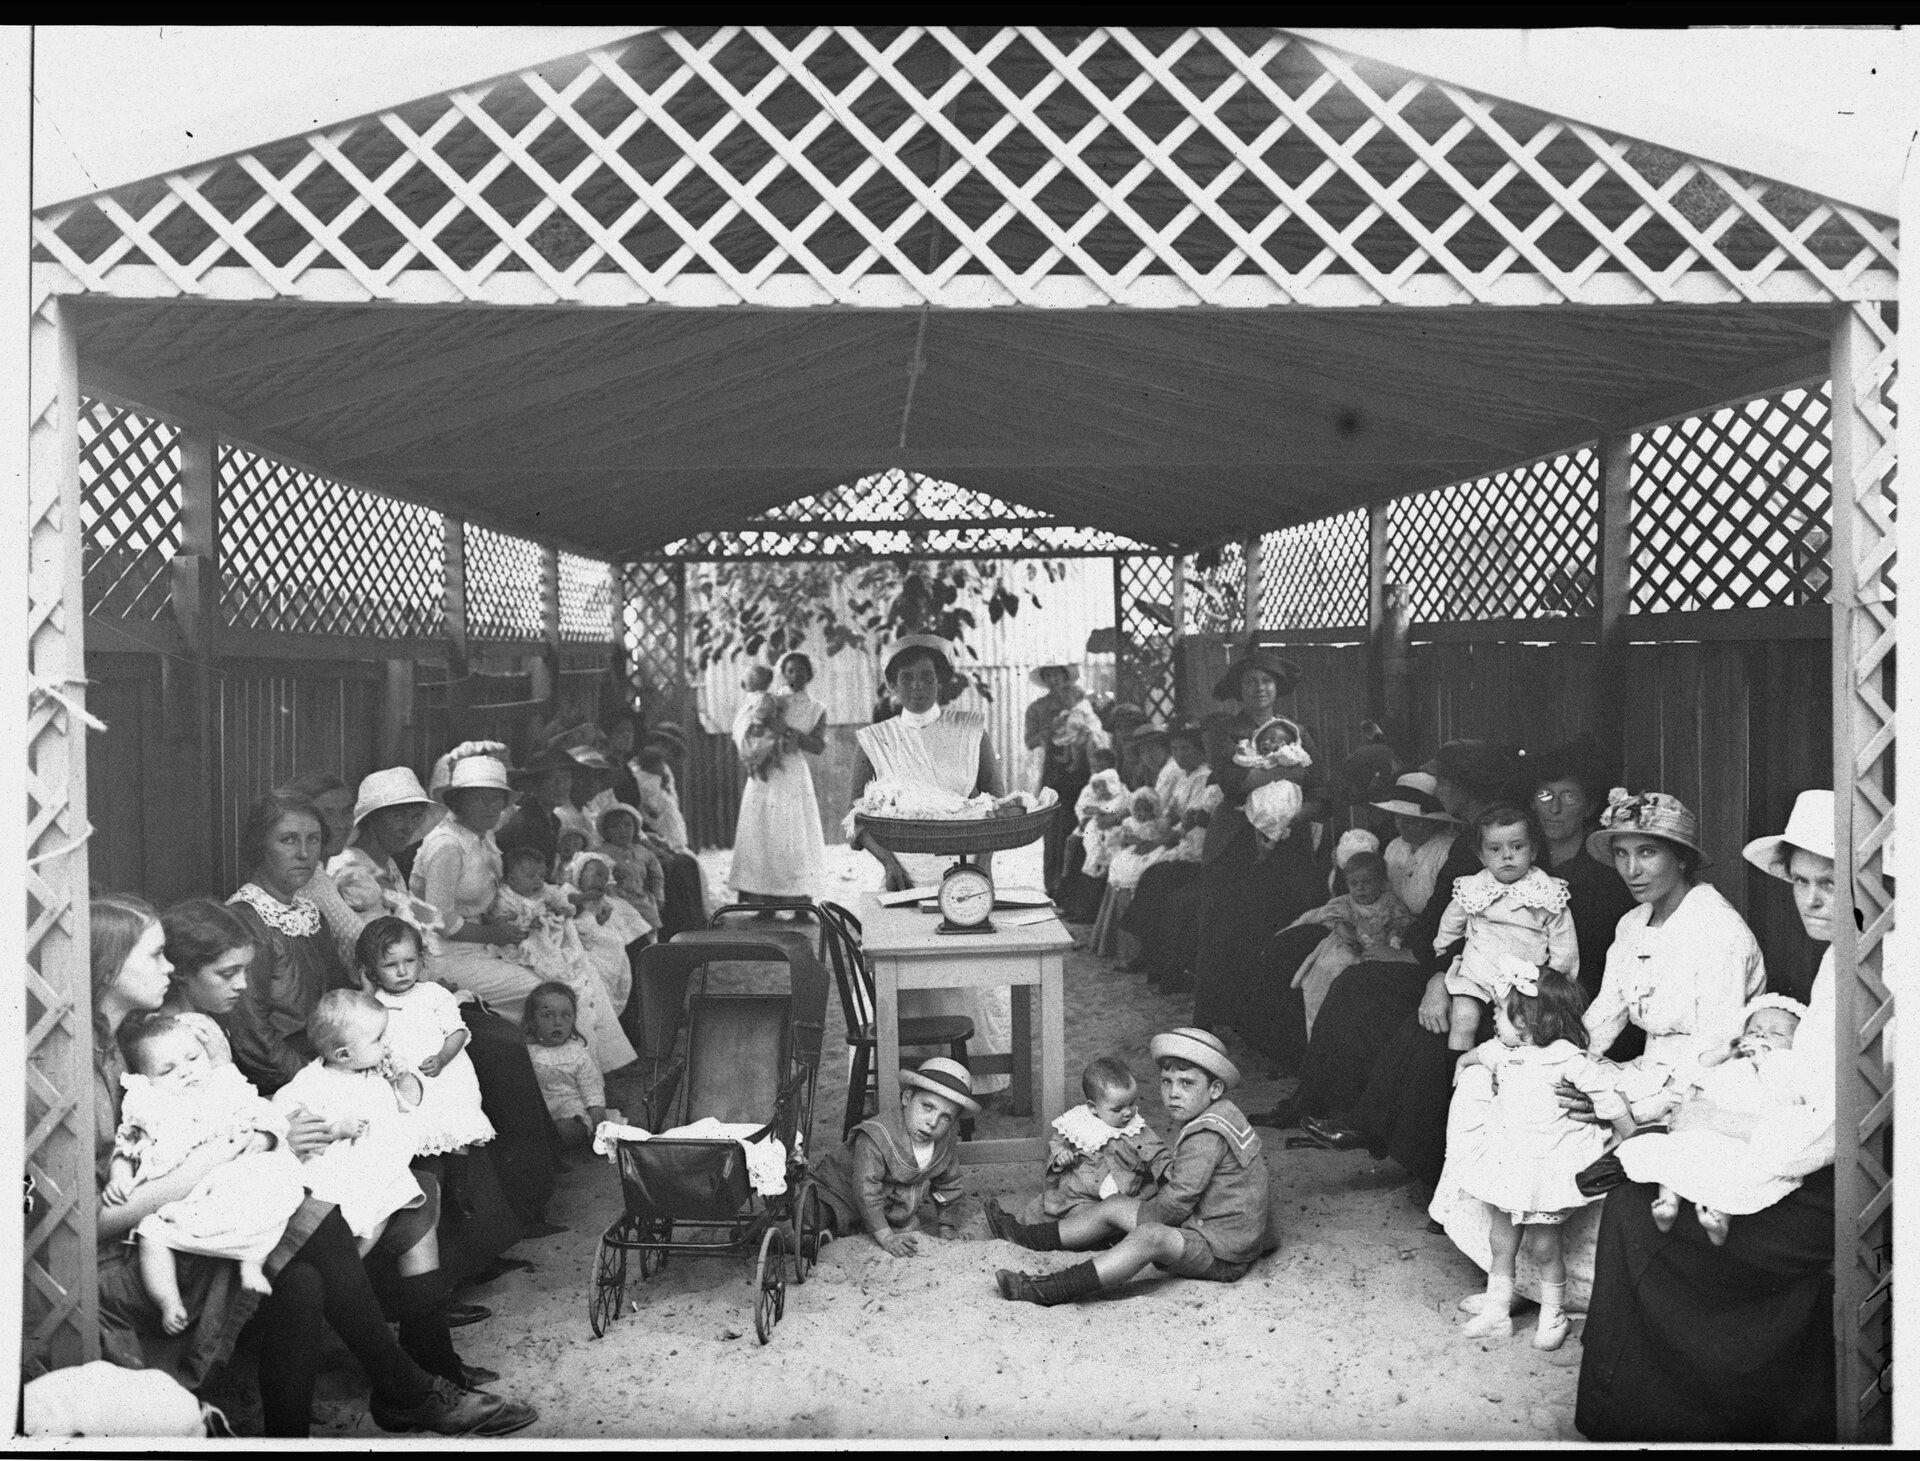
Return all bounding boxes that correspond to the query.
[1293,958,1430,1117]
[459,1006,559,1228]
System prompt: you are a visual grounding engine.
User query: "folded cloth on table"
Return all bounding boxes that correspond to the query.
[593,1117,788,1196]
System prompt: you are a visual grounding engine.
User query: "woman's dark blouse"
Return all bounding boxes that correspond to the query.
[1555,847,1639,1000]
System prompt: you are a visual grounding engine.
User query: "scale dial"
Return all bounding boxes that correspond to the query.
[937,864,995,927]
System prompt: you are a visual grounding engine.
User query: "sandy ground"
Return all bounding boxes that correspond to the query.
[272,843,1582,1442]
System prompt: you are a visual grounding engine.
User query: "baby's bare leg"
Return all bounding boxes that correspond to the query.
[1650,1185,1680,1232]
[1695,1205,1730,1246]
[1447,995,1481,1052]
[356,1216,388,1258]
[237,1257,273,1295]
[137,1233,190,1335]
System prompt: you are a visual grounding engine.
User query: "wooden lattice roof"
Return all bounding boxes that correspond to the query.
[39,25,1896,559]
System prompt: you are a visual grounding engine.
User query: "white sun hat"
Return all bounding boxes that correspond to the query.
[1742,790,1834,881]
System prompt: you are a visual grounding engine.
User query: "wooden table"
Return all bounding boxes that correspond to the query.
[857,891,1073,1166]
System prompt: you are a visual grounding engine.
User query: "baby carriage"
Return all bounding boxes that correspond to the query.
[590,938,829,1344]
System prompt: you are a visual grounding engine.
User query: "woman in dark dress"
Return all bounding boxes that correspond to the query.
[1127,712,1244,991]
[1296,738,1640,1186]
[1187,649,1330,1053]
[1250,739,1514,1131]
[1576,791,1841,1442]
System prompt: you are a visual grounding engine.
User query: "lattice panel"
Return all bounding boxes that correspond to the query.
[219,447,444,637]
[1184,541,1246,636]
[1116,554,1179,723]
[1260,508,1368,628]
[33,29,1895,310]
[28,297,99,1371]
[558,551,617,643]
[1630,386,1833,613]
[750,471,1051,523]
[1829,302,1895,1444]
[78,398,180,620]
[1389,449,1597,622]
[461,523,545,641]
[623,561,687,700]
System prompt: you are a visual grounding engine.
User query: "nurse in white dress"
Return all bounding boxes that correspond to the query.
[729,651,829,903]
[850,634,1014,1094]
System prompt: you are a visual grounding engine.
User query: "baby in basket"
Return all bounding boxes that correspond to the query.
[105,1016,309,1332]
[1614,993,1815,1244]
[1234,717,1312,845]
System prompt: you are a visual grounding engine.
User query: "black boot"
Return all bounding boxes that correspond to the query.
[995,1262,1102,1306]
[393,1272,467,1387]
[440,1152,476,1223]
[984,1199,1062,1251]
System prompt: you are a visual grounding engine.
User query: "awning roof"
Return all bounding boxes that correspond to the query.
[75,294,1830,559]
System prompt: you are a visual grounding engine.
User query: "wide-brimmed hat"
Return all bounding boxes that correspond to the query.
[1029,663,1080,688]
[348,768,446,845]
[509,748,578,786]
[1167,721,1205,748]
[1585,788,1710,867]
[438,754,515,804]
[1148,1026,1240,1088]
[881,634,957,684]
[596,802,647,840]
[644,723,689,757]
[1127,722,1171,748]
[1742,790,1833,881]
[1523,733,1618,806]
[1211,648,1302,704]
[1421,741,1516,800]
[1105,702,1150,733]
[1370,771,1457,824]
[900,1056,981,1114]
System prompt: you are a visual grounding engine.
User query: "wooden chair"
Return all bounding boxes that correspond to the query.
[816,900,975,1142]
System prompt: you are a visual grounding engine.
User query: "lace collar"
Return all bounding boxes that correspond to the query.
[1051,1102,1148,1157]
[228,882,323,937]
[1452,866,1569,916]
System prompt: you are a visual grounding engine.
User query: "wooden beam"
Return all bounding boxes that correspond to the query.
[100,303,418,391]
[1593,433,1632,749]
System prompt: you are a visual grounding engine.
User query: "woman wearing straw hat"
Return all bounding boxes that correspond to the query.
[850,634,1013,1094]
[409,750,547,1025]
[326,768,449,950]
[1428,784,1763,1335]
[1577,790,1841,1443]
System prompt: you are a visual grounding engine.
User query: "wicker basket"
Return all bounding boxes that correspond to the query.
[855,801,1058,856]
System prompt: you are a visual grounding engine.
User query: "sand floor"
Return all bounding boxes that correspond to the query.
[286,842,1584,1442]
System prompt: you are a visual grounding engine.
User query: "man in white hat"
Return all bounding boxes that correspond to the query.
[987,1027,1276,1304]
[812,1057,980,1257]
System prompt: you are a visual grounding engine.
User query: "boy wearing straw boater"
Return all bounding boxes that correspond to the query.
[813,1057,979,1258]
[987,1028,1276,1304]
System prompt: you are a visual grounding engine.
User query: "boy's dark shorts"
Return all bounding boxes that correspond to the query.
[1165,1226,1253,1282]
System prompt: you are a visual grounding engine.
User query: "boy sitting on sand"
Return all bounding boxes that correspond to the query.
[988,1027,1276,1304]
[813,1057,979,1257]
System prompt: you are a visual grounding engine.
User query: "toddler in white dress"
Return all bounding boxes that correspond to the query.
[1433,804,1578,1052]
[271,990,428,1252]
[524,982,609,1147]
[106,1017,308,1333]
[492,845,636,1074]
[1104,789,1166,893]
[1233,716,1312,845]
[1451,958,1620,1351]
[1074,767,1131,880]
[353,917,495,1218]
[1616,993,1813,1244]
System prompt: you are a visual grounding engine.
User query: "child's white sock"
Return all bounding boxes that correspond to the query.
[1533,1280,1570,1350]
[1462,1275,1514,1338]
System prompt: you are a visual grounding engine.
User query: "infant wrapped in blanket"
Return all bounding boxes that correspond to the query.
[1233,717,1312,845]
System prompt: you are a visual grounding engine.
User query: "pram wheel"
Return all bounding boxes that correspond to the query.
[791,1180,823,1285]
[590,1234,629,1338]
[753,1227,788,1344]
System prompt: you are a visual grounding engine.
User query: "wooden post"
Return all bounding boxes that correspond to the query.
[1170,554,1187,638]
[379,659,414,767]
[1242,533,1262,637]
[538,545,561,712]
[443,518,470,742]
[1366,502,1409,741]
[1593,434,1633,752]
[1112,555,1130,705]
[24,292,98,1369]
[607,561,630,721]
[1827,301,1896,1444]
[169,425,220,877]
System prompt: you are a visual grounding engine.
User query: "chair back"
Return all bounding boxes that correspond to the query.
[816,901,875,1042]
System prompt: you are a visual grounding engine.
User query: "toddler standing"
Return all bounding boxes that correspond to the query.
[1434,804,1578,1051]
[105,1017,308,1333]
[1234,717,1313,845]
[352,918,495,1217]
[1042,1056,1170,1218]
[524,982,607,1147]
[1451,960,1619,1350]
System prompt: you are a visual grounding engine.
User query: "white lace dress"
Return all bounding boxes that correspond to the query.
[373,983,496,1155]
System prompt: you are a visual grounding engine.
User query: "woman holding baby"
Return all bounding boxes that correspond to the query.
[729,651,829,905]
